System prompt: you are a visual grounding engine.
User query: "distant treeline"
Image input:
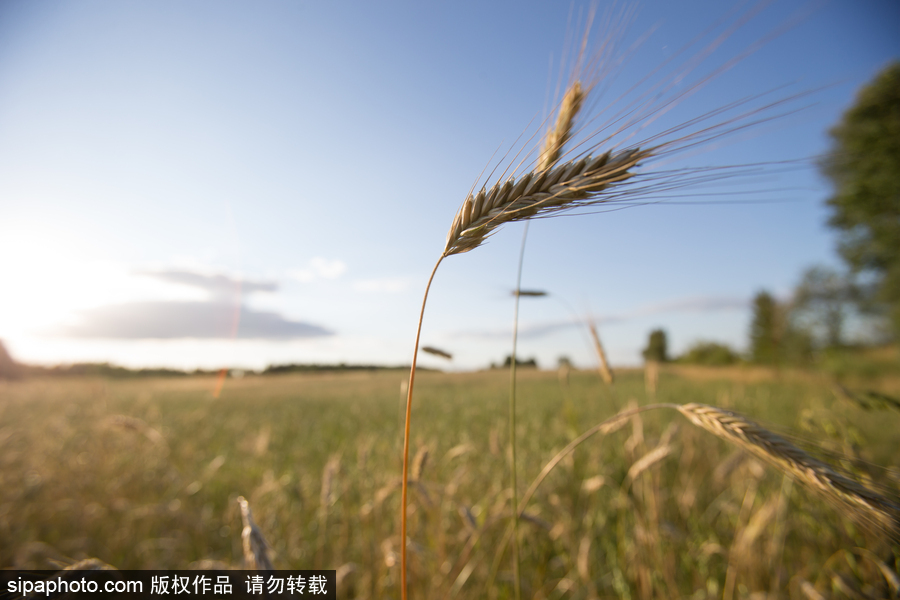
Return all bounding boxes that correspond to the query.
[2,362,427,380]
[0,338,431,380]
[14,363,221,379]
[262,363,423,374]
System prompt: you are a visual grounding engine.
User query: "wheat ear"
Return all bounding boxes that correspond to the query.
[481,402,900,592]
[539,81,584,170]
[237,496,274,570]
[588,320,614,385]
[676,403,900,533]
[443,147,650,257]
[400,100,649,600]
[513,403,900,533]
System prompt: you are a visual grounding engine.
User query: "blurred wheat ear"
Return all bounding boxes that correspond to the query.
[237,496,274,570]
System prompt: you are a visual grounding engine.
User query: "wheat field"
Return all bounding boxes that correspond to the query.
[2,367,898,598]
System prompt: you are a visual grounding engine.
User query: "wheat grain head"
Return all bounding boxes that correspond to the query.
[237,496,274,571]
[443,147,651,257]
[676,403,900,535]
[539,81,584,171]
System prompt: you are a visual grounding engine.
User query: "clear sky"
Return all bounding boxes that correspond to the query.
[1,0,898,372]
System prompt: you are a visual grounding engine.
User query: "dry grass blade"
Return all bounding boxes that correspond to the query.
[588,321,614,385]
[443,147,651,256]
[411,445,429,481]
[237,496,274,570]
[62,558,116,571]
[799,580,826,600]
[626,444,673,483]
[677,403,900,535]
[320,454,341,510]
[852,547,900,595]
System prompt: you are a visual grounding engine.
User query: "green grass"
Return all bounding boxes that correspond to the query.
[1,368,898,598]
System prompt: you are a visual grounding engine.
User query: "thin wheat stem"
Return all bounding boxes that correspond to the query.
[401,255,443,600]
[508,220,529,600]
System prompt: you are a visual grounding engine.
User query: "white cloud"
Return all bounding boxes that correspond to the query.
[288,258,347,283]
[352,277,409,294]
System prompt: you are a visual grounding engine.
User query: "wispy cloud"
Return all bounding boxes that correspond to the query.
[352,277,409,294]
[60,302,332,340]
[47,267,334,340]
[631,295,749,316]
[288,258,347,283]
[454,294,749,339]
[136,270,278,298]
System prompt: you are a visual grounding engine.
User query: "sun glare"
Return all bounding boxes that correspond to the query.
[0,226,204,338]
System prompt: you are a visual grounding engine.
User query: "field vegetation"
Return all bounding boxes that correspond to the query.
[2,365,898,598]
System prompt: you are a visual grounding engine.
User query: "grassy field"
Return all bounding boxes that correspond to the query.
[2,366,899,598]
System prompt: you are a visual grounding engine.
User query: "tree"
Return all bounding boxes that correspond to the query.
[820,61,900,336]
[791,265,857,348]
[642,329,668,363]
[749,291,780,364]
[678,341,739,366]
[502,355,538,369]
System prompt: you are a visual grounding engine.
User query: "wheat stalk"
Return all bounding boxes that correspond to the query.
[399,4,816,593]
[494,73,592,600]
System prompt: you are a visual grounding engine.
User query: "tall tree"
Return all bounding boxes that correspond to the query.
[642,329,669,363]
[749,291,780,364]
[820,61,900,335]
[791,265,857,348]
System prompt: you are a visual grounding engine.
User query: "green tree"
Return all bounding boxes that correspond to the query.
[820,61,900,336]
[791,265,858,348]
[642,329,668,363]
[678,341,739,366]
[502,355,538,369]
[749,291,780,364]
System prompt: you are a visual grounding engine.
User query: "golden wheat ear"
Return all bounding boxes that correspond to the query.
[676,403,900,535]
[539,81,584,171]
[444,147,650,257]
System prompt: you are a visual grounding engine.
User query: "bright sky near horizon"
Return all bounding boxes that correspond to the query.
[1,0,898,372]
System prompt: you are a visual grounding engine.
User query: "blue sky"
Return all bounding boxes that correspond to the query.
[1,0,898,371]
